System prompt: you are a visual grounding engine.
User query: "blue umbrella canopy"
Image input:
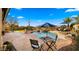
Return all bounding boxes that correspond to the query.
[40,22,56,27]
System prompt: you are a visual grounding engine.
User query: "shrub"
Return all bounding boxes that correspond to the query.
[75,35,79,50]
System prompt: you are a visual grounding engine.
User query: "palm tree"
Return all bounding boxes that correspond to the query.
[62,17,72,30]
[64,17,72,27]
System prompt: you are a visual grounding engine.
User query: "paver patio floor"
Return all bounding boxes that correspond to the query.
[3,31,72,51]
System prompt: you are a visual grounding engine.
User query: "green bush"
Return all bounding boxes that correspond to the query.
[3,41,16,51]
[75,35,79,50]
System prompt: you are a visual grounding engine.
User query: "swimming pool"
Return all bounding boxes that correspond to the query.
[32,32,57,41]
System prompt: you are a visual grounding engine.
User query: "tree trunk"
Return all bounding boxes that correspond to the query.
[68,23,70,30]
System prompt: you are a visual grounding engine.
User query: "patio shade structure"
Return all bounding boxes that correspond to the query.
[0,9,2,50]
[2,8,10,24]
[0,8,10,50]
[2,8,10,32]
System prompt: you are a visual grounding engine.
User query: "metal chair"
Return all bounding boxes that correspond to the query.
[30,39,43,51]
[43,35,58,51]
[48,35,58,50]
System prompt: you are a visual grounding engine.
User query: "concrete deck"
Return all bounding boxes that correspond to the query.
[3,31,72,51]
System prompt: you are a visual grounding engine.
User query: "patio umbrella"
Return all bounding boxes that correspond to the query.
[40,22,56,27]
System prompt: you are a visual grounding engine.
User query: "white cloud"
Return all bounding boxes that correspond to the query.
[65,8,79,12]
[17,16,24,19]
[15,8,22,10]
[56,8,64,9]
[71,15,77,17]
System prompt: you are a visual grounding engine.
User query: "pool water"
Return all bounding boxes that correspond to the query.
[32,32,57,41]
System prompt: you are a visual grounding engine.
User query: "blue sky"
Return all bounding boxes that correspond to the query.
[7,8,79,27]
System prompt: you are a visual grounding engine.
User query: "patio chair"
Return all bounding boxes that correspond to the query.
[30,39,43,51]
[43,35,58,51]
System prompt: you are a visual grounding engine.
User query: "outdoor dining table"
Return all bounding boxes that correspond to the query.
[41,34,58,51]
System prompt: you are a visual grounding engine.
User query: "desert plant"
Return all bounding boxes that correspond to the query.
[6,17,18,31]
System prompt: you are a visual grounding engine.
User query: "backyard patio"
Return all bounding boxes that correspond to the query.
[2,31,73,51]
